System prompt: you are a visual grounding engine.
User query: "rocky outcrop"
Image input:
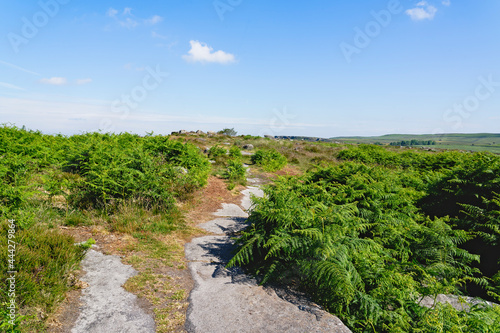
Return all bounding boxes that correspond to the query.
[243,144,254,150]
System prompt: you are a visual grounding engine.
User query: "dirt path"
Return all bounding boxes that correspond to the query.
[184,179,352,332]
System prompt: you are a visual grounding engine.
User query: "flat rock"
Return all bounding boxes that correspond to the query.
[240,186,265,211]
[72,249,155,333]
[185,236,235,263]
[185,229,351,333]
[213,203,248,218]
[198,217,249,235]
[247,178,263,185]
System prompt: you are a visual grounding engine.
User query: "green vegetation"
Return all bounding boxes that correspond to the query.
[0,125,210,331]
[229,145,500,332]
[333,133,500,154]
[208,145,227,159]
[4,124,500,332]
[389,140,436,146]
[67,134,210,210]
[337,144,463,170]
[251,149,287,172]
[223,159,247,190]
[228,145,242,159]
[218,128,237,136]
[0,224,88,331]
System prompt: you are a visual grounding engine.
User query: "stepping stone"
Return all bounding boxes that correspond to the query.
[213,203,248,218]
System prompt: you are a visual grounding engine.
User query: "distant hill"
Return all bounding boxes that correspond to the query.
[330,133,500,154]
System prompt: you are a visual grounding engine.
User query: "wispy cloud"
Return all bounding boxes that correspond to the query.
[0,82,25,91]
[182,41,236,64]
[106,8,118,18]
[40,77,68,85]
[0,60,40,76]
[123,63,147,71]
[145,15,163,25]
[406,1,438,21]
[120,18,139,29]
[152,31,168,39]
[107,7,138,29]
[106,8,162,29]
[442,0,451,6]
[76,78,92,85]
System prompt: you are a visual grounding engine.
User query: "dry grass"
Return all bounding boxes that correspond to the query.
[184,176,244,226]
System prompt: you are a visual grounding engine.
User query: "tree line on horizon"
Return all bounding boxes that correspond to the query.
[389,140,437,146]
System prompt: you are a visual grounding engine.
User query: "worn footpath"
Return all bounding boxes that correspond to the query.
[184,177,352,332]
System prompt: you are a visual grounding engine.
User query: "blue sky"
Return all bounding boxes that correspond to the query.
[1,0,499,137]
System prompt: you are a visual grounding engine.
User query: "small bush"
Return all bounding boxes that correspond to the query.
[251,149,287,172]
[224,159,247,185]
[208,145,227,158]
[228,146,242,158]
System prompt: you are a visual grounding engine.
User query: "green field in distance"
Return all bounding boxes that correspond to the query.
[331,133,500,154]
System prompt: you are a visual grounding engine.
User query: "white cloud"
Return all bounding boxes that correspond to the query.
[123,7,132,15]
[76,78,92,85]
[0,82,25,91]
[107,8,118,18]
[145,15,163,25]
[40,77,67,86]
[442,0,451,6]
[182,41,236,64]
[406,1,438,21]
